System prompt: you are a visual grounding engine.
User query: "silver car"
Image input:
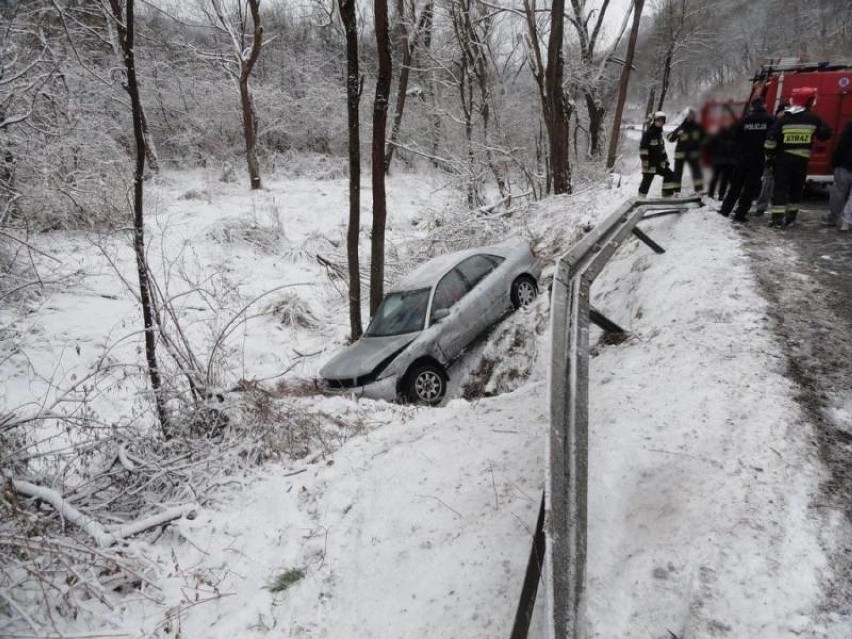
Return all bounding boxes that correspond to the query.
[320,243,542,405]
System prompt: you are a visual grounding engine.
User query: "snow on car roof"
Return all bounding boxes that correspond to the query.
[388,243,524,293]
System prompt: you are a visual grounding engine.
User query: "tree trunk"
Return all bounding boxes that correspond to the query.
[338,0,363,340]
[644,85,657,130]
[370,0,393,315]
[464,77,477,207]
[544,0,571,194]
[422,3,441,167]
[606,0,644,169]
[108,0,169,437]
[240,74,261,189]
[385,5,431,173]
[241,1,263,190]
[584,90,605,157]
[140,104,160,173]
[210,0,264,191]
[657,46,673,111]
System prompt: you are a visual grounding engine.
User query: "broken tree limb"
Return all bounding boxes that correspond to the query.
[12,479,114,547]
[109,504,198,540]
[11,479,197,547]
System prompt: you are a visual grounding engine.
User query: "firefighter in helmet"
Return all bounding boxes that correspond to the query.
[666,107,705,194]
[639,111,677,198]
[764,87,832,227]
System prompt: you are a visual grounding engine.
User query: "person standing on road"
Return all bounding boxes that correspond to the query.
[638,111,677,198]
[829,120,852,232]
[707,115,737,200]
[719,97,775,222]
[667,108,705,195]
[765,87,832,228]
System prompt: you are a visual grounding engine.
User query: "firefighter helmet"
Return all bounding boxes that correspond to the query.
[790,87,818,108]
[653,111,667,120]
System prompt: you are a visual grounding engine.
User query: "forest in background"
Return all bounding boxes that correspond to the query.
[1,0,849,232]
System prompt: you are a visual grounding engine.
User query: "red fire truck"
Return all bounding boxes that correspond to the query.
[700,99,746,136]
[746,58,852,182]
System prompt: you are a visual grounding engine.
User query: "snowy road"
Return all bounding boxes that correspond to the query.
[736,198,852,625]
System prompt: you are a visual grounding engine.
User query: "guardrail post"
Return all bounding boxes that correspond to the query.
[589,308,627,335]
[631,227,665,254]
[510,493,546,639]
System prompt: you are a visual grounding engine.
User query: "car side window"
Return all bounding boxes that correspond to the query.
[455,255,503,289]
[431,269,470,322]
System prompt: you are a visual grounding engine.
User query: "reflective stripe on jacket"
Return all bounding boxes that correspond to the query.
[764,109,832,161]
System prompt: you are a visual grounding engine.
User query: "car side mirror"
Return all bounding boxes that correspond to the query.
[432,308,451,323]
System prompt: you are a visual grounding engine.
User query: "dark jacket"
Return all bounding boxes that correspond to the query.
[764,108,832,161]
[708,127,737,166]
[640,124,668,173]
[831,121,852,171]
[667,119,705,160]
[732,106,774,163]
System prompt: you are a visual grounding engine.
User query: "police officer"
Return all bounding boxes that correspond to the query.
[639,111,676,198]
[666,108,705,194]
[719,97,774,222]
[764,87,832,227]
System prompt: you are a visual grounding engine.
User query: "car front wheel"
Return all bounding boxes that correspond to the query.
[404,362,447,405]
[511,275,538,309]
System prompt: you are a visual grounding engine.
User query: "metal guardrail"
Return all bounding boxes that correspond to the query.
[511,195,702,639]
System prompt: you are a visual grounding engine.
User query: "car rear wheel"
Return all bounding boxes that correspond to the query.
[511,275,538,309]
[404,362,447,405]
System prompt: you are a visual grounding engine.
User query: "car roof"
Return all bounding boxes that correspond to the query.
[387,243,522,293]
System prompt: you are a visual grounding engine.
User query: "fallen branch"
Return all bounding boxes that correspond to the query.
[109,504,198,540]
[11,479,197,547]
[12,479,114,547]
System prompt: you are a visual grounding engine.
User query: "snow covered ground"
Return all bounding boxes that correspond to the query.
[2,168,850,638]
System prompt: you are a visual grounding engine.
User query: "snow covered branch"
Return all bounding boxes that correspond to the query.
[11,479,197,547]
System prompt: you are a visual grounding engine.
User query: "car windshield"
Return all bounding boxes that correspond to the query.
[365,288,430,337]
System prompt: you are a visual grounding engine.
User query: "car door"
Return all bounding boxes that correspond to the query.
[431,255,505,360]
[454,254,506,324]
[430,267,478,361]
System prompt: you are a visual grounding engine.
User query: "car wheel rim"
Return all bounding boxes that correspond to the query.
[517,281,536,306]
[414,371,443,402]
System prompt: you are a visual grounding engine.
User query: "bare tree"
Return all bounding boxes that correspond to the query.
[606,0,642,169]
[204,0,264,190]
[522,0,573,193]
[371,0,393,314]
[450,0,483,206]
[385,0,432,173]
[91,0,162,173]
[567,0,614,157]
[544,0,572,193]
[105,0,169,436]
[338,0,363,339]
[450,0,506,198]
[648,0,701,112]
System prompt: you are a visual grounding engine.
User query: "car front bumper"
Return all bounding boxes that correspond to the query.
[327,375,399,402]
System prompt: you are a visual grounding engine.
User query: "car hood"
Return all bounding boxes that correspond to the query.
[320,333,418,381]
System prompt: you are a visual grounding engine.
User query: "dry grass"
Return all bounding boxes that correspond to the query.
[266,292,320,329]
[205,204,285,254]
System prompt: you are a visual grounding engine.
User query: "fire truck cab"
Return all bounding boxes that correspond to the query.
[748,58,852,182]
